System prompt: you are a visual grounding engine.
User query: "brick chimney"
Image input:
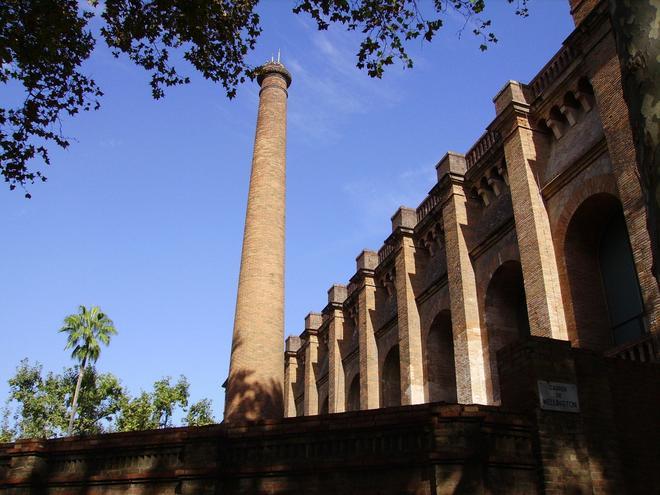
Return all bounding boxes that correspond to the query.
[224,60,292,423]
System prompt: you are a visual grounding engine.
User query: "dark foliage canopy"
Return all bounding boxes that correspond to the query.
[0,0,527,196]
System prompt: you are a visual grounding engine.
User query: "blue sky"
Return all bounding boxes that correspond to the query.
[1,1,574,421]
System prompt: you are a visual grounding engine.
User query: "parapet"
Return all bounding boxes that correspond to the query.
[305,312,323,331]
[328,284,348,305]
[492,80,532,114]
[285,335,301,354]
[391,207,416,232]
[436,152,467,183]
[356,250,378,272]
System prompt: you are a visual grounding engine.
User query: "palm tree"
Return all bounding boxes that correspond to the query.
[60,305,117,436]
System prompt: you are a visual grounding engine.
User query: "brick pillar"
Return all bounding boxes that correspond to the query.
[284,336,301,418]
[585,29,660,334]
[391,207,425,405]
[355,250,380,410]
[326,284,348,413]
[302,313,322,416]
[494,81,568,341]
[438,152,488,404]
[225,62,292,422]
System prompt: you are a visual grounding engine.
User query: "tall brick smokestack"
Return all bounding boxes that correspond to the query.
[224,61,292,423]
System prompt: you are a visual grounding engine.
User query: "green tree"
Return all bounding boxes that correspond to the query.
[152,376,189,428]
[116,391,156,431]
[116,375,191,431]
[1,360,214,440]
[1,0,526,195]
[66,367,124,435]
[185,398,215,427]
[4,360,67,438]
[59,305,117,436]
[1,359,124,440]
[0,403,14,442]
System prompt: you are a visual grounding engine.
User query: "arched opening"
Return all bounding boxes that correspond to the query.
[485,260,530,402]
[346,374,360,412]
[380,346,401,408]
[565,194,645,350]
[426,310,457,403]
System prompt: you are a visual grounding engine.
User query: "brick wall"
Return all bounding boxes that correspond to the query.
[0,404,539,494]
[498,336,659,493]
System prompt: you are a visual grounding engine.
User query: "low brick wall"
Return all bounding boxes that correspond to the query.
[2,337,657,494]
[0,404,537,494]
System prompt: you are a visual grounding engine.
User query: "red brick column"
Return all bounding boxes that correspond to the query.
[494,82,568,341]
[303,313,322,416]
[355,250,380,409]
[326,285,348,413]
[392,207,426,405]
[438,152,488,404]
[284,336,301,418]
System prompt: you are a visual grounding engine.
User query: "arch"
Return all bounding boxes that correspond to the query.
[346,374,360,412]
[549,105,566,124]
[577,76,594,95]
[380,346,401,408]
[553,174,619,341]
[485,260,529,403]
[425,310,457,403]
[564,193,645,350]
[563,91,580,109]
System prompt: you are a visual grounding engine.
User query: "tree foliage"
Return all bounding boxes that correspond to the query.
[60,305,117,367]
[185,398,215,427]
[1,359,124,439]
[1,0,526,196]
[71,367,124,434]
[0,361,216,441]
[294,0,527,78]
[117,375,194,431]
[0,0,101,197]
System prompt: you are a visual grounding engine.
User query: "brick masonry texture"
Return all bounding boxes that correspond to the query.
[286,0,659,418]
[225,63,291,423]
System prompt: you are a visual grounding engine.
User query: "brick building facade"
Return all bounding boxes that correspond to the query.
[1,1,658,493]
[283,0,659,419]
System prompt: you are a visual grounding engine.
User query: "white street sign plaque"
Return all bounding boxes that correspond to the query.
[537,381,580,413]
